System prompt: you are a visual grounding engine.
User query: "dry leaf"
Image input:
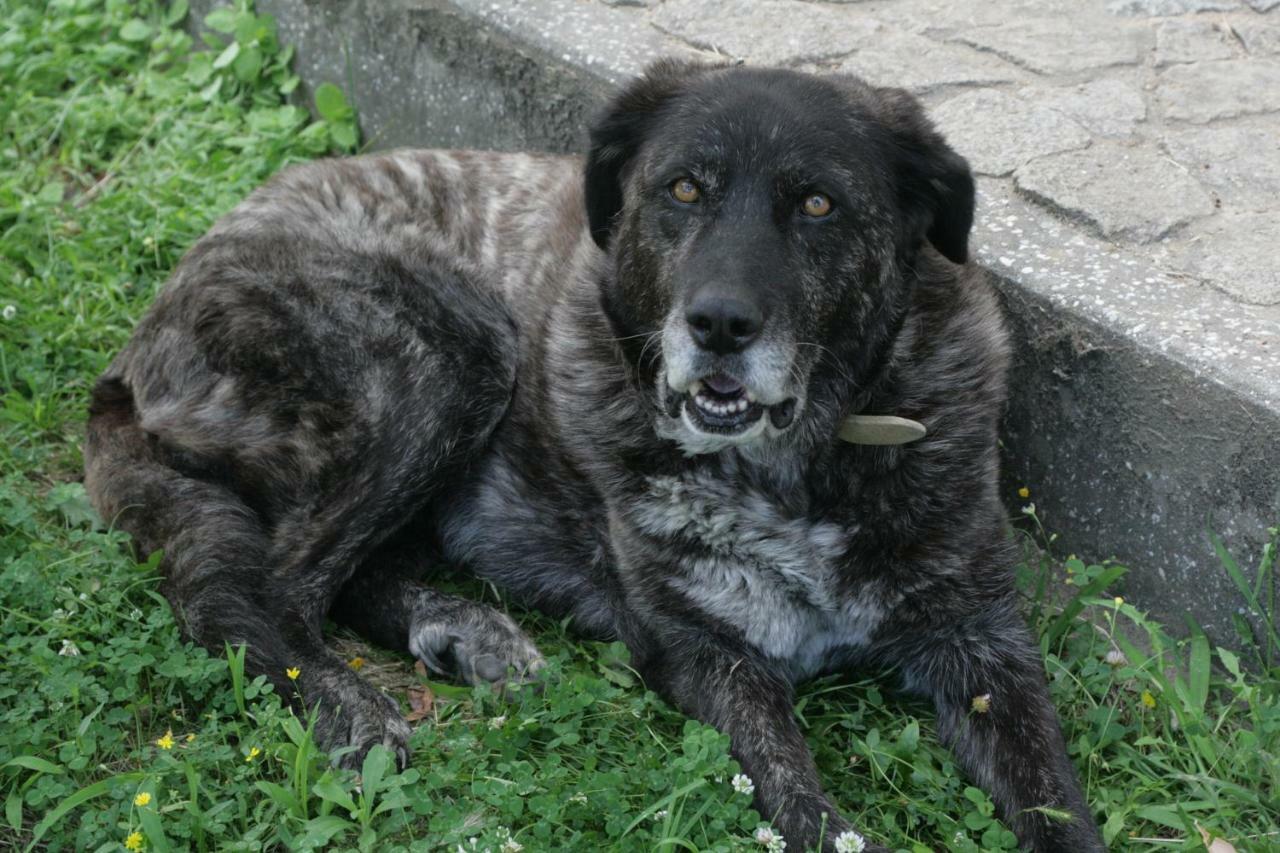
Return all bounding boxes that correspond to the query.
[414,660,428,678]
[404,685,434,723]
[1196,822,1237,852]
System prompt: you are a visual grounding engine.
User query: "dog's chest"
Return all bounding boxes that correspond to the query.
[634,469,883,679]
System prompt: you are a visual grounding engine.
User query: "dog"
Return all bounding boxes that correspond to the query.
[84,60,1104,851]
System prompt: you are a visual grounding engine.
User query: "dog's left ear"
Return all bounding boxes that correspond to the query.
[584,59,717,250]
[872,86,975,265]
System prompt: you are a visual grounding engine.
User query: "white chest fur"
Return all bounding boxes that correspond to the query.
[634,469,884,680]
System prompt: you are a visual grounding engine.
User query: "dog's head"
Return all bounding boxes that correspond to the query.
[585,60,974,455]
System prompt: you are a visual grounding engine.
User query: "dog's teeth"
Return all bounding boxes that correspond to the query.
[735,399,747,412]
[745,389,757,403]
[689,380,703,396]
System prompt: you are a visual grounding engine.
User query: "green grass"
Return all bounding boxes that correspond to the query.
[1,1,1278,850]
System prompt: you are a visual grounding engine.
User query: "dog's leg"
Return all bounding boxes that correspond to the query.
[894,608,1104,851]
[330,536,543,687]
[86,245,520,768]
[628,627,880,853]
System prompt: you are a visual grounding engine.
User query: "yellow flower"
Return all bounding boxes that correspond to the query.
[125,830,145,851]
[1141,690,1157,709]
[185,733,196,743]
[155,730,174,750]
[245,746,261,762]
[971,693,992,714]
[133,792,151,807]
[348,657,365,671]
[1017,486,1030,499]
[1113,596,1124,607]
[286,666,300,680]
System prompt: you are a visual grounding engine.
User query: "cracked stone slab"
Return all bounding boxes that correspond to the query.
[951,17,1149,74]
[830,28,1024,93]
[1018,77,1147,137]
[1014,143,1215,243]
[1156,59,1280,122]
[452,0,701,83]
[1165,212,1280,305]
[931,90,1092,177]
[1163,122,1280,210]
[651,0,880,65]
[1107,0,1239,13]
[1236,22,1280,55]
[1154,19,1239,65]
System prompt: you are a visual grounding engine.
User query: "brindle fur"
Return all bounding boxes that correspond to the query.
[85,61,1103,850]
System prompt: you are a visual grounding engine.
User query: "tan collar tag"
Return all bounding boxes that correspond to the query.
[838,414,927,446]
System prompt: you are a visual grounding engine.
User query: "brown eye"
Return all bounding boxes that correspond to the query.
[802,193,832,217]
[671,178,701,204]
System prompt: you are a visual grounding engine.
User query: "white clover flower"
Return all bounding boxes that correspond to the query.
[568,792,588,805]
[754,825,786,851]
[834,829,866,853]
[488,715,507,730]
[499,836,522,852]
[731,773,755,796]
[52,608,67,620]
[652,808,669,821]
[954,830,966,844]
[2,305,15,321]
[59,639,80,656]
[1104,649,1126,666]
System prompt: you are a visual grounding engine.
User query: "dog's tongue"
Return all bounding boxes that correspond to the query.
[704,374,743,395]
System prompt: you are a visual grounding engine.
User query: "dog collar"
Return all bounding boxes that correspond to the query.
[838,414,927,446]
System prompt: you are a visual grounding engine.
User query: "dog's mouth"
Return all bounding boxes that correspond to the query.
[664,373,797,436]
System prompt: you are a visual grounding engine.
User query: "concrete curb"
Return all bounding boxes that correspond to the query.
[198,0,1279,645]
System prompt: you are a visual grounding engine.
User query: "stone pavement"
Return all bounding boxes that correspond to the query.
[192,0,1280,645]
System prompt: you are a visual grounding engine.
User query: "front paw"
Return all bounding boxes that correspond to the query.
[307,670,412,770]
[409,601,544,686]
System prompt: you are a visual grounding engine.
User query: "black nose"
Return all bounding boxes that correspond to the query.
[685,295,763,355]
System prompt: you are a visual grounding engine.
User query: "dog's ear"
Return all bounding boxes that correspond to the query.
[584,59,716,250]
[872,86,975,265]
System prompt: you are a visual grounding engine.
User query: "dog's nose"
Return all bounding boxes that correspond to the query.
[685,295,763,355]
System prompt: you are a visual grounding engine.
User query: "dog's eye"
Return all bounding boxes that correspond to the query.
[801,193,832,218]
[670,178,701,204]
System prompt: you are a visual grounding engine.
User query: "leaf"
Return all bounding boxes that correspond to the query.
[232,45,262,83]
[164,0,190,26]
[203,7,237,33]
[314,83,349,122]
[5,791,22,833]
[212,41,240,71]
[254,780,298,814]
[404,686,433,723]
[313,775,357,815]
[4,756,64,775]
[119,19,152,42]
[330,122,357,150]
[1196,822,1237,852]
[297,814,354,846]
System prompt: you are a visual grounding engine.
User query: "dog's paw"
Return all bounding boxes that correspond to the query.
[409,602,544,686]
[309,672,412,771]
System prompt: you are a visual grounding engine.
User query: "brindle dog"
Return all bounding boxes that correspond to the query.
[85,60,1104,850]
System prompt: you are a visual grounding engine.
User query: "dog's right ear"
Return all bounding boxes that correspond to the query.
[584,59,715,250]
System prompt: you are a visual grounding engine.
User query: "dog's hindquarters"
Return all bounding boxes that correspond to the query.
[84,199,538,763]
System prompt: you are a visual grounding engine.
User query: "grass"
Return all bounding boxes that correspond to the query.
[1,0,1278,850]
